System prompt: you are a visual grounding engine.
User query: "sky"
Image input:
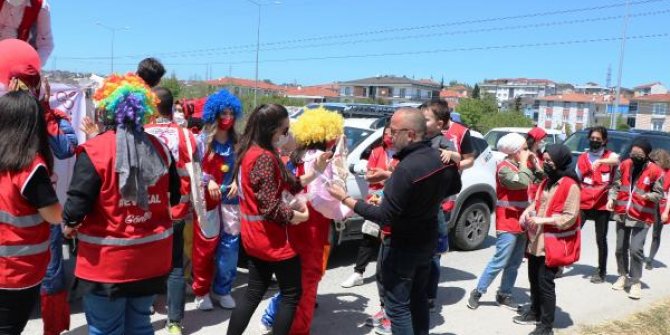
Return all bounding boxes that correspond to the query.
[50,0,670,88]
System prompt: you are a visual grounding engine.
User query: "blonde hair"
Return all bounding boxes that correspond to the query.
[650,149,670,170]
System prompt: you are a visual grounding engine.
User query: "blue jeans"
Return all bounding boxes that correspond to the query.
[41,225,67,294]
[83,293,155,335]
[476,232,526,296]
[167,220,185,323]
[214,232,239,295]
[382,246,432,335]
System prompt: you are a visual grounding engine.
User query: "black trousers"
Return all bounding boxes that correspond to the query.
[582,209,610,276]
[0,285,40,335]
[528,255,558,329]
[354,234,381,274]
[647,218,664,263]
[227,255,302,335]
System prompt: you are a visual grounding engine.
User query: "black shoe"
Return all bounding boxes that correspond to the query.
[529,325,554,335]
[645,261,653,270]
[467,289,482,310]
[428,299,436,313]
[555,267,564,278]
[513,311,540,325]
[495,293,519,311]
[590,273,604,284]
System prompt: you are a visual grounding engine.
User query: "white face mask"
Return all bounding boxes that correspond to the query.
[6,0,27,6]
[274,134,289,149]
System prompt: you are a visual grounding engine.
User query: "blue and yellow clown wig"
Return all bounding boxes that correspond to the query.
[203,89,242,124]
[93,73,159,130]
[291,107,344,146]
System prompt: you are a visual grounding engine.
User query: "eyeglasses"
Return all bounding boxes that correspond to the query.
[390,128,411,136]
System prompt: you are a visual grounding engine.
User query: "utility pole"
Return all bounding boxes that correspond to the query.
[610,0,630,129]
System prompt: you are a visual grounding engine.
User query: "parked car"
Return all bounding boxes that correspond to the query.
[334,118,497,251]
[563,128,670,169]
[485,127,565,162]
[292,103,397,120]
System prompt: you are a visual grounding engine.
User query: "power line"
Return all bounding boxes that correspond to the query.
[58,0,667,60]
[60,32,667,68]
[97,8,670,59]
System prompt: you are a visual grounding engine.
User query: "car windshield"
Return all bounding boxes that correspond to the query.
[563,131,632,156]
[344,127,373,152]
[293,104,346,119]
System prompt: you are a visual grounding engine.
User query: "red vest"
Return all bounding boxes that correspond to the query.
[441,121,469,213]
[0,155,50,289]
[613,159,663,224]
[577,150,614,211]
[527,158,544,202]
[660,169,670,224]
[495,160,529,233]
[535,177,581,268]
[0,0,43,41]
[145,122,197,219]
[367,146,397,192]
[238,145,296,261]
[75,131,173,283]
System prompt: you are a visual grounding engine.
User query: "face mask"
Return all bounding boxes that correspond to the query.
[217,116,234,131]
[631,154,646,165]
[173,111,186,127]
[383,135,393,148]
[274,134,289,149]
[6,0,26,6]
[589,140,603,152]
[543,164,556,176]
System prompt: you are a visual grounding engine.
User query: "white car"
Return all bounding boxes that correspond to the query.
[484,127,566,162]
[332,118,497,251]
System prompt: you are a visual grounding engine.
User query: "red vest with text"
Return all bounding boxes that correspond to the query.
[0,155,50,289]
[145,122,197,219]
[495,160,530,233]
[613,159,662,224]
[535,177,581,267]
[0,0,43,41]
[660,169,670,224]
[238,145,296,261]
[441,121,468,213]
[75,131,173,283]
[577,150,614,211]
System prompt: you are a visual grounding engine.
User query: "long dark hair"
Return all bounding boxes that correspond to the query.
[235,104,290,180]
[0,91,53,172]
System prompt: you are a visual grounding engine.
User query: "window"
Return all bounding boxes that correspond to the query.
[577,102,585,109]
[652,103,668,116]
[576,114,583,122]
[399,88,406,98]
[629,102,638,113]
[547,101,554,108]
[652,120,664,131]
[344,87,352,96]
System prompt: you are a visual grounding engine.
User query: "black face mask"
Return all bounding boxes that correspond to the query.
[589,140,603,151]
[543,164,556,176]
[631,154,647,165]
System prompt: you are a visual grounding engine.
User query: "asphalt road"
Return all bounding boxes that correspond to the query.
[25,218,670,335]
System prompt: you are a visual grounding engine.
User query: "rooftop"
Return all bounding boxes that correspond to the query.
[340,75,441,88]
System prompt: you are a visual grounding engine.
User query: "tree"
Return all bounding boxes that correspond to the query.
[472,84,481,99]
[564,123,573,137]
[513,96,522,112]
[455,95,498,132]
[160,73,182,98]
[478,110,533,134]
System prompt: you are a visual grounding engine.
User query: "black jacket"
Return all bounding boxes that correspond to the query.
[354,140,461,252]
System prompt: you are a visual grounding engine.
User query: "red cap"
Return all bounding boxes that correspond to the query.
[0,39,41,88]
[528,127,547,142]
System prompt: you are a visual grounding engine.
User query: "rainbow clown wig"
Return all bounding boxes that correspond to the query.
[203,89,242,124]
[93,73,159,130]
[291,107,344,146]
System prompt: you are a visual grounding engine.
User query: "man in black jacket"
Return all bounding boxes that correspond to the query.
[329,108,461,335]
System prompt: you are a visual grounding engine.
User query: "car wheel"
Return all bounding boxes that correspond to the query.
[453,200,490,251]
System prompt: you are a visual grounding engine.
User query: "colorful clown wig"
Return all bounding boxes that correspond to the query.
[291,107,344,146]
[93,73,159,130]
[203,89,242,124]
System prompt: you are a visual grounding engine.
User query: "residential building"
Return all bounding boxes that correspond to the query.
[573,82,611,95]
[285,85,339,103]
[633,82,667,97]
[439,87,468,110]
[479,78,556,104]
[338,75,441,103]
[629,94,670,131]
[208,77,285,97]
[536,93,599,132]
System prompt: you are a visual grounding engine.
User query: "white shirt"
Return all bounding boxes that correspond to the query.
[575,148,620,179]
[0,0,54,64]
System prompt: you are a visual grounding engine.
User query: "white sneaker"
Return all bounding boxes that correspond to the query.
[219,294,236,309]
[259,322,273,335]
[612,276,628,291]
[195,295,214,311]
[341,272,364,288]
[628,282,642,300]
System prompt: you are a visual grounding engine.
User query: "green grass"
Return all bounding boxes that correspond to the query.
[577,299,670,335]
